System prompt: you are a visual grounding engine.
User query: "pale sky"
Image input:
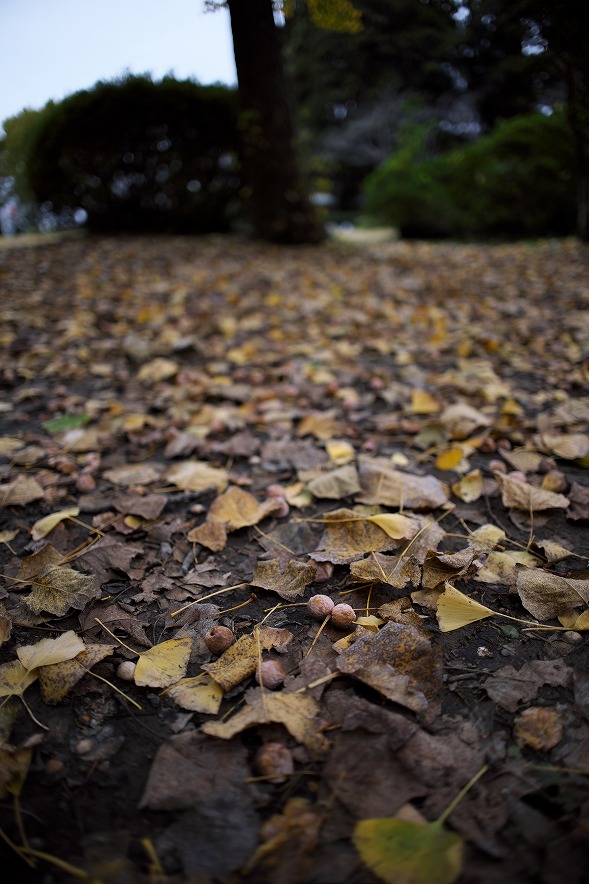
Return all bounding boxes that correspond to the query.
[0,0,237,131]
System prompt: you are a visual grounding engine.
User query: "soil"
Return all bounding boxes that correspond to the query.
[0,233,588,884]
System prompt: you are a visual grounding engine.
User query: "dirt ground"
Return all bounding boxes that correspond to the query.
[0,233,588,884]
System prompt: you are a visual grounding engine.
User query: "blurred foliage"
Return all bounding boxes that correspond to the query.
[364,109,576,238]
[20,75,242,233]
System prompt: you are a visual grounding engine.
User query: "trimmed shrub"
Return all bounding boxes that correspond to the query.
[363,110,576,238]
[24,75,242,233]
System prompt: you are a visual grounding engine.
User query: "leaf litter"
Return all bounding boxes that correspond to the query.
[0,234,588,882]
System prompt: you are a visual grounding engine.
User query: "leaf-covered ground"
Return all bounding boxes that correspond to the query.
[1,233,588,884]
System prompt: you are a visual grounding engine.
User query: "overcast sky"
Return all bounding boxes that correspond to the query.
[0,0,237,131]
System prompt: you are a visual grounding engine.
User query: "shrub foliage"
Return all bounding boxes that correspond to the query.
[363,110,576,238]
[25,75,241,233]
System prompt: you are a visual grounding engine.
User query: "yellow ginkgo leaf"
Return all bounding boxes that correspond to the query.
[165,674,223,714]
[436,583,494,632]
[0,659,38,698]
[31,507,80,541]
[410,390,440,415]
[134,637,192,688]
[17,630,85,671]
[451,469,483,503]
[435,447,464,471]
[367,513,420,541]
[325,439,355,465]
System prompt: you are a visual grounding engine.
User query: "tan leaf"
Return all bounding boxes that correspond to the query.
[103,463,161,486]
[0,659,38,698]
[31,507,80,541]
[0,610,11,648]
[540,433,589,460]
[23,565,100,616]
[469,524,506,551]
[165,674,223,714]
[164,460,228,493]
[38,644,114,704]
[421,547,480,589]
[134,637,193,688]
[325,439,356,465]
[516,570,589,621]
[0,474,45,507]
[366,513,421,541]
[439,403,492,440]
[436,583,494,632]
[0,436,24,456]
[137,357,179,383]
[297,411,339,441]
[201,687,330,756]
[514,706,563,751]
[17,631,85,671]
[208,485,280,529]
[474,551,540,586]
[202,626,293,691]
[311,508,400,565]
[451,469,483,503]
[250,559,316,600]
[350,553,421,590]
[410,389,440,414]
[358,456,448,509]
[186,518,228,552]
[306,464,361,499]
[0,744,32,800]
[497,474,569,512]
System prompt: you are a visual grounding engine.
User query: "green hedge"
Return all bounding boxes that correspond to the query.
[24,75,242,233]
[363,110,576,238]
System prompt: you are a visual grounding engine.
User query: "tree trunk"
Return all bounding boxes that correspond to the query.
[227,0,323,243]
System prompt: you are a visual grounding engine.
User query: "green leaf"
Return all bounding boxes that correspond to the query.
[353,817,463,884]
[42,413,91,434]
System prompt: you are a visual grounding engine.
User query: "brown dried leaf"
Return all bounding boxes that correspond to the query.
[540,433,589,460]
[439,402,492,440]
[310,507,400,565]
[484,660,572,712]
[516,569,589,620]
[23,564,100,616]
[201,687,330,756]
[451,469,483,503]
[350,552,421,590]
[202,625,293,691]
[358,456,448,509]
[38,643,114,704]
[336,621,442,718]
[306,464,361,499]
[112,493,167,520]
[473,551,540,586]
[250,558,316,599]
[498,474,569,512]
[186,518,228,552]
[208,485,280,529]
[514,706,564,751]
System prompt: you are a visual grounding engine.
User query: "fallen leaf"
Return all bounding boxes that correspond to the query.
[516,569,589,620]
[201,687,330,756]
[17,631,85,670]
[186,518,228,551]
[164,460,228,493]
[540,433,589,460]
[0,659,38,698]
[410,389,440,414]
[103,463,161,486]
[23,564,100,616]
[336,621,442,718]
[202,626,292,691]
[350,552,421,590]
[31,507,80,540]
[297,411,339,440]
[436,584,494,632]
[134,637,193,688]
[514,706,564,751]
[250,558,316,600]
[306,464,361,499]
[354,816,463,884]
[474,550,540,585]
[207,485,280,529]
[0,743,33,800]
[358,456,448,509]
[451,469,483,503]
[310,507,400,565]
[435,447,465,471]
[165,674,224,715]
[0,474,45,507]
[38,644,114,704]
[325,439,355,465]
[440,402,492,440]
[367,513,421,541]
[484,660,572,711]
[498,473,569,512]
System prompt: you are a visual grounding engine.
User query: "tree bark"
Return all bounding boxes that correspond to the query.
[227,0,323,242]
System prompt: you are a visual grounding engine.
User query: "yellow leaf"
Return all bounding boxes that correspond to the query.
[367,513,420,540]
[134,637,192,688]
[38,644,114,704]
[137,357,178,383]
[164,460,228,493]
[435,448,464,471]
[202,626,293,691]
[17,630,85,671]
[354,817,463,884]
[451,469,483,503]
[0,659,38,698]
[207,485,280,530]
[325,439,356,465]
[410,390,440,415]
[31,507,80,541]
[165,674,223,714]
[436,583,494,632]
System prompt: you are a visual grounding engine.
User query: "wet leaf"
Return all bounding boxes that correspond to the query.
[134,637,193,688]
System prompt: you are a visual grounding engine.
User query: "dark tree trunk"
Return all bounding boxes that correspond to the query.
[227,0,323,243]
[566,66,589,242]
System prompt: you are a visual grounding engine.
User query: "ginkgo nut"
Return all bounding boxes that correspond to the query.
[116,661,137,681]
[331,603,357,629]
[307,594,335,619]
